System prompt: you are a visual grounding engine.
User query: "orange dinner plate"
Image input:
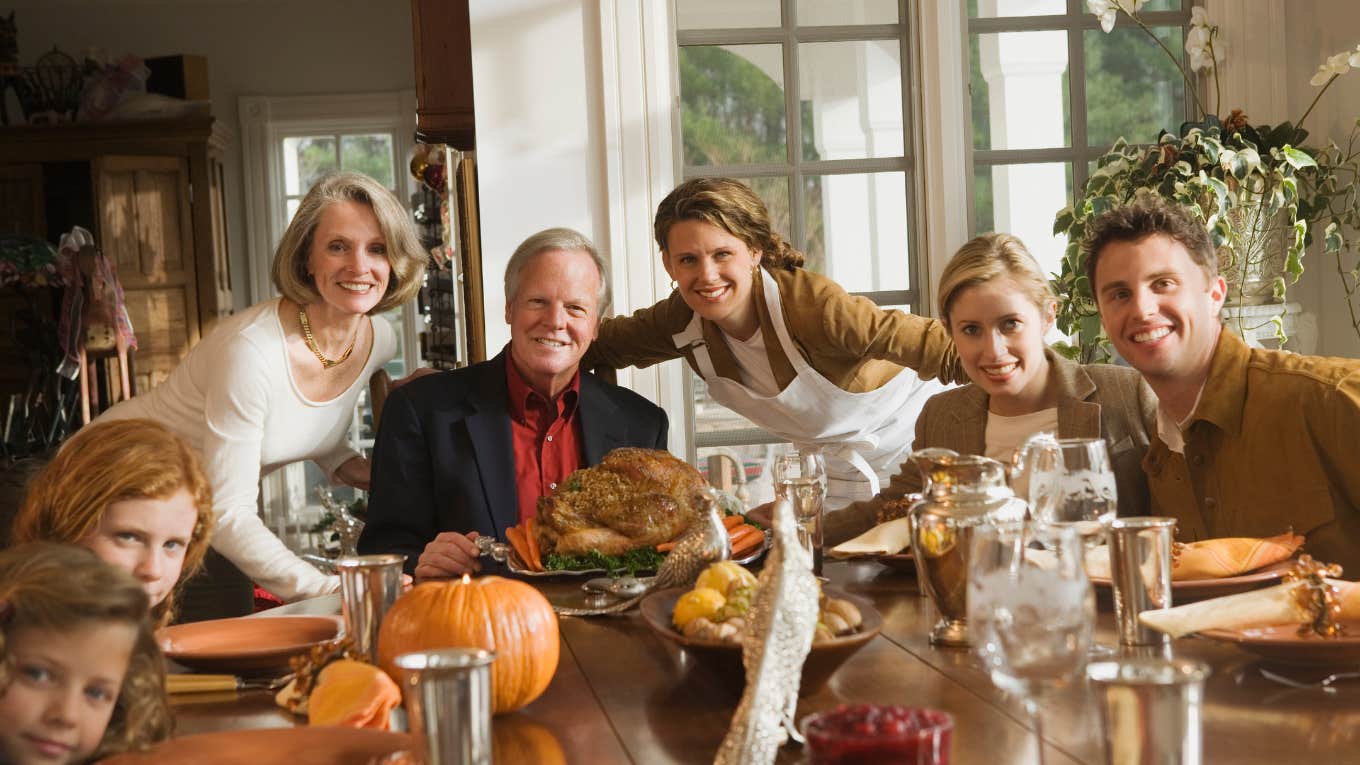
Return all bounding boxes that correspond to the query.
[1090,560,1292,602]
[98,726,415,765]
[157,615,342,675]
[1199,620,1360,666]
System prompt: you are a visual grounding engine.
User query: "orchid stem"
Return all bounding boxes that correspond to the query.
[1295,73,1340,140]
[1123,8,1209,120]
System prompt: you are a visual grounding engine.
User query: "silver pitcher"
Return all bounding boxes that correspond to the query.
[909,449,1026,647]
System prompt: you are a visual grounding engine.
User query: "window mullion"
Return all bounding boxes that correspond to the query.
[783,0,805,254]
[1067,1,1089,202]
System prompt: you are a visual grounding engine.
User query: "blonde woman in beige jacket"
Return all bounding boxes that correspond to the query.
[824,233,1158,546]
[587,177,969,508]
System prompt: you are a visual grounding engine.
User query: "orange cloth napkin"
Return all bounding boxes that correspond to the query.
[1171,531,1304,580]
[308,659,403,730]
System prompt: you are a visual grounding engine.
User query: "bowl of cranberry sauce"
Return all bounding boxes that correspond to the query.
[801,704,953,765]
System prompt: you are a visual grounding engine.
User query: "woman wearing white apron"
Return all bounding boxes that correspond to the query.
[823,233,1157,545]
[587,177,967,510]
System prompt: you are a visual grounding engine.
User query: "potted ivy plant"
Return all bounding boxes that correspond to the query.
[1053,1,1360,361]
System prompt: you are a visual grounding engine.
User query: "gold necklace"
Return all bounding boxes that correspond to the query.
[298,305,356,369]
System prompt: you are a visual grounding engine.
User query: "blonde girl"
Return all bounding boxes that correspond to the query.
[0,542,171,764]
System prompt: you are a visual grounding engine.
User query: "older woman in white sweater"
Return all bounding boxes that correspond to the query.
[96,172,426,605]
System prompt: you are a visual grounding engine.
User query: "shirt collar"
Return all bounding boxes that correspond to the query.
[504,350,581,423]
[1183,329,1250,438]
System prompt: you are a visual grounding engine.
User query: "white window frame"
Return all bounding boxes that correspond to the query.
[237,90,421,529]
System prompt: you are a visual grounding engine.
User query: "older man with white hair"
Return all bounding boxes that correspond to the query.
[359,228,668,578]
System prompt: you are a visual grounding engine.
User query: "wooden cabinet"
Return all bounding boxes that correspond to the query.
[410,0,475,149]
[0,116,232,395]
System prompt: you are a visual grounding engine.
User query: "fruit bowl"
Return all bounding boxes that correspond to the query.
[638,587,882,695]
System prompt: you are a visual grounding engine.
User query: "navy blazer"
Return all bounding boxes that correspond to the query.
[357,351,669,573]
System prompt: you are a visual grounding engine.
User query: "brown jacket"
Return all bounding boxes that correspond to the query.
[825,351,1158,546]
[587,267,967,391]
[1144,330,1360,575]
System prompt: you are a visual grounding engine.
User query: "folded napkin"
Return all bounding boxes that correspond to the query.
[1082,532,1304,582]
[829,517,912,558]
[1172,532,1304,580]
[307,659,403,730]
[1139,578,1360,638]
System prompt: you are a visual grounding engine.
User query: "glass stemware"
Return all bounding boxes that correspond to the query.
[967,521,1094,765]
[772,449,827,575]
[1021,436,1117,540]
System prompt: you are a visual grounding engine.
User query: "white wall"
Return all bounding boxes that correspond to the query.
[1286,0,1360,358]
[468,0,611,355]
[8,0,415,310]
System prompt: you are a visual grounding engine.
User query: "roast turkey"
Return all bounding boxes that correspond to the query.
[534,448,709,556]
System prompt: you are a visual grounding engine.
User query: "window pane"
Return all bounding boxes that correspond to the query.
[797,0,896,25]
[676,0,779,30]
[340,134,395,188]
[698,444,795,508]
[1084,26,1186,149]
[734,175,792,244]
[679,45,787,167]
[969,0,1064,19]
[799,40,903,162]
[972,161,1072,280]
[970,31,1071,151]
[804,171,909,293]
[286,197,301,223]
[282,136,337,196]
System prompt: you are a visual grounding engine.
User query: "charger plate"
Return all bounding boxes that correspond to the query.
[157,615,342,675]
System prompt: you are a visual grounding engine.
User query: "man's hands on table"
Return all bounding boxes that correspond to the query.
[415,530,483,580]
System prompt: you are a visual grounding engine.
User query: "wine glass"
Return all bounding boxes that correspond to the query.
[1025,437,1117,541]
[967,521,1094,765]
[772,449,827,575]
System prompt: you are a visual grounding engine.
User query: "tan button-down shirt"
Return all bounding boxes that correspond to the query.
[1142,330,1360,575]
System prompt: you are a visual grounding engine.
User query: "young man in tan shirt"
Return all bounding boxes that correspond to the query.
[1086,192,1360,575]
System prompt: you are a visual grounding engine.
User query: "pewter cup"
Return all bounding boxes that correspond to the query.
[335,553,405,661]
[1107,517,1176,646]
[1087,658,1210,765]
[395,648,496,765]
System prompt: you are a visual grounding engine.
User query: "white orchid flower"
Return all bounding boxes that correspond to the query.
[1311,51,1353,86]
[1087,0,1146,34]
[1190,6,1209,25]
[1350,43,1360,69]
[1186,26,1218,72]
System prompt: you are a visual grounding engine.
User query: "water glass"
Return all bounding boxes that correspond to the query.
[1023,437,1117,541]
[773,449,827,575]
[968,521,1095,764]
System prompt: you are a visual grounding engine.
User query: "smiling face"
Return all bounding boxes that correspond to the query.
[0,622,137,765]
[79,489,197,607]
[948,276,1055,415]
[662,219,762,340]
[504,248,602,398]
[1094,233,1225,389]
[305,200,392,317]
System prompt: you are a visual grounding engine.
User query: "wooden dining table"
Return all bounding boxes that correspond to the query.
[170,560,1360,764]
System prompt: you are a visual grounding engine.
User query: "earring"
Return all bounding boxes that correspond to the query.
[669,279,678,290]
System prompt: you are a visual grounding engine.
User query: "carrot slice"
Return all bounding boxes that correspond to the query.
[524,517,543,572]
[722,514,744,530]
[656,541,677,553]
[505,526,531,567]
[731,534,764,559]
[728,526,761,547]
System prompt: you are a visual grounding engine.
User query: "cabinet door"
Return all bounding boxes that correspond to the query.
[93,155,201,393]
[0,163,44,235]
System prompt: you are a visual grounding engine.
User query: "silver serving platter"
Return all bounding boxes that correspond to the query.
[496,528,771,578]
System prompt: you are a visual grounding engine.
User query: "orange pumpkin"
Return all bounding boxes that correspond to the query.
[376,576,560,715]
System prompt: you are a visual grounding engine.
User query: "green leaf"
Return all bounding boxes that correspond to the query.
[1325,221,1344,253]
[1281,145,1317,170]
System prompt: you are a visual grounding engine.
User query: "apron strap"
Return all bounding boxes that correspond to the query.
[758,270,814,376]
[814,440,882,496]
[671,313,719,380]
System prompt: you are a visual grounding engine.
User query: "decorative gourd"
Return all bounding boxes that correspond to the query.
[376,576,560,715]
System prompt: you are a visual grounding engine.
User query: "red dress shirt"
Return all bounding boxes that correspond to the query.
[505,355,584,523]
